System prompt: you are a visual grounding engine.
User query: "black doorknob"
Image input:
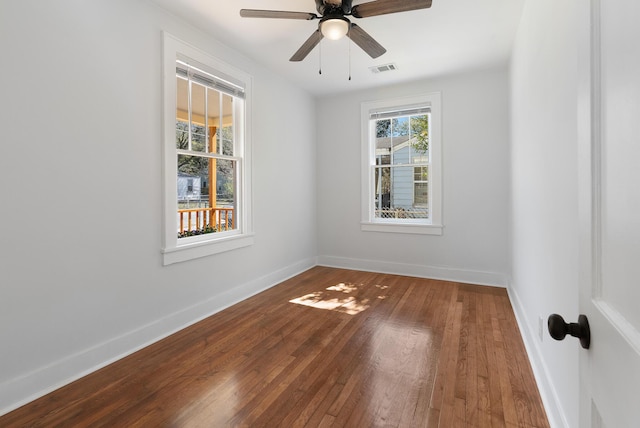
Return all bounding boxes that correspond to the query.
[548,314,590,349]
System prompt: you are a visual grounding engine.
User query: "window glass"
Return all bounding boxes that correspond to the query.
[175,75,239,240]
[361,93,441,234]
[372,113,430,220]
[205,88,217,152]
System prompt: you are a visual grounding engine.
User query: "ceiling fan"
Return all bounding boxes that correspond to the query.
[240,0,433,62]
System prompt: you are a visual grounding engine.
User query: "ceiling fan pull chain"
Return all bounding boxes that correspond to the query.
[319,34,322,75]
[348,25,352,81]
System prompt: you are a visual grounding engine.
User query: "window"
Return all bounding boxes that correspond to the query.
[162,33,253,264]
[361,93,442,235]
[414,164,429,207]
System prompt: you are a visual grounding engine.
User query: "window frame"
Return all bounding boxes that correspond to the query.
[360,93,443,235]
[162,33,254,265]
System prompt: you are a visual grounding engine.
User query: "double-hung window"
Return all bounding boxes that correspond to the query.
[361,93,442,235]
[162,33,253,264]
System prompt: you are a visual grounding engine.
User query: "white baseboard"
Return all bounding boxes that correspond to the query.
[0,257,316,417]
[507,284,569,428]
[317,255,508,288]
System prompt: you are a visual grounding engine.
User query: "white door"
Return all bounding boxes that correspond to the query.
[577,0,640,426]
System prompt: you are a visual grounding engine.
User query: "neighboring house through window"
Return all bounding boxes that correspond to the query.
[361,93,442,235]
[162,33,253,265]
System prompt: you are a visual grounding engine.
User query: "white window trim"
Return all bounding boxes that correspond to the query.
[162,32,254,265]
[360,93,443,235]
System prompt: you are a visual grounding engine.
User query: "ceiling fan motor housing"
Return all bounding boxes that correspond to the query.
[315,0,353,16]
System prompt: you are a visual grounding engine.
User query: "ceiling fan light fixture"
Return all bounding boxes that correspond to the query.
[320,18,349,40]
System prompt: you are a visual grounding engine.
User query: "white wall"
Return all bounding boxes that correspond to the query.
[0,0,317,414]
[316,68,511,286]
[509,0,581,427]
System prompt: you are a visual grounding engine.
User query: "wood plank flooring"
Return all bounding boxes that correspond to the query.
[0,267,549,427]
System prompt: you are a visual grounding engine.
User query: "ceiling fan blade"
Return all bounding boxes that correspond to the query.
[351,0,432,18]
[240,9,318,20]
[347,23,386,58]
[290,30,324,62]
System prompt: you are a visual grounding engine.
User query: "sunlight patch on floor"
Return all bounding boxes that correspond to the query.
[289,282,390,315]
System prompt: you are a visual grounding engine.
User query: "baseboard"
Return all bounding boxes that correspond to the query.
[317,255,508,288]
[507,284,569,428]
[0,257,316,417]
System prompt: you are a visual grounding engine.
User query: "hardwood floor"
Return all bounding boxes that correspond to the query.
[1,267,549,427]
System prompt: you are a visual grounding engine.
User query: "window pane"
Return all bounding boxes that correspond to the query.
[190,82,206,152]
[412,155,428,165]
[207,87,220,154]
[176,155,238,238]
[414,166,428,181]
[221,94,234,156]
[391,135,410,165]
[375,119,391,165]
[215,159,237,231]
[191,123,206,152]
[373,166,429,219]
[410,114,429,160]
[376,154,391,166]
[376,119,390,138]
[414,165,429,208]
[376,146,391,165]
[414,182,429,207]
[178,154,208,200]
[390,117,408,165]
[374,166,391,211]
[177,154,209,237]
[221,125,234,157]
[392,117,409,137]
[176,121,189,150]
[176,76,189,131]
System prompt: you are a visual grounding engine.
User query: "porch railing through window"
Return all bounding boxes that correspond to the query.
[375,208,429,219]
[178,207,234,234]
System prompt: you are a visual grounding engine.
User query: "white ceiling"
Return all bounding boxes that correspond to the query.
[150,0,525,96]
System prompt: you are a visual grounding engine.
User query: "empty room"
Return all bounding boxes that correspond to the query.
[1,0,638,427]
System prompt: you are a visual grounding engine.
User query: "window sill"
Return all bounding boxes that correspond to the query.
[361,222,443,235]
[162,233,255,265]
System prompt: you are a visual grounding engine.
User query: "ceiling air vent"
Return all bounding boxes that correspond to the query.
[369,63,398,74]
